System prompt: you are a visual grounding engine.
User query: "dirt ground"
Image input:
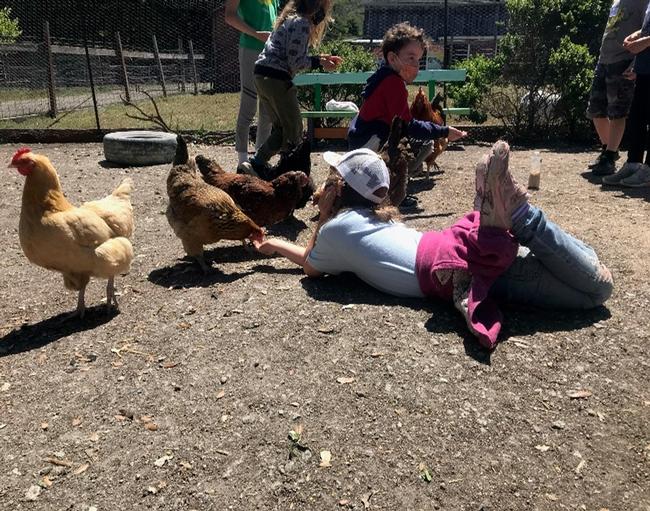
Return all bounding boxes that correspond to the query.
[0,141,648,511]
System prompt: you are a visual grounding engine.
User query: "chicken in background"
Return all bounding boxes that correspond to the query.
[10,148,134,318]
[273,139,314,209]
[380,116,411,207]
[409,88,449,178]
[314,117,411,208]
[166,136,264,272]
[195,154,311,228]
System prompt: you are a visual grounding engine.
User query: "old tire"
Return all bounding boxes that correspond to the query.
[103,131,177,166]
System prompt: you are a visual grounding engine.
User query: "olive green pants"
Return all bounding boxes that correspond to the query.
[254,75,303,163]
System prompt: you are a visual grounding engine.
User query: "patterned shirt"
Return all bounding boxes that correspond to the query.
[255,15,318,79]
[599,0,648,64]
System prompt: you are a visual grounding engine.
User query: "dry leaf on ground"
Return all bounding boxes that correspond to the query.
[319,450,332,468]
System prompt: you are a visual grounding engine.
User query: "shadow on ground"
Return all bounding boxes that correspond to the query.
[302,273,612,365]
[0,306,118,357]
[266,216,310,241]
[148,246,262,288]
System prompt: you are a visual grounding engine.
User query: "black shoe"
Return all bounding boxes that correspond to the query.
[399,194,419,209]
[588,149,619,169]
[591,152,616,176]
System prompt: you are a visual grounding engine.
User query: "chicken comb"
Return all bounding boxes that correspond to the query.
[11,147,32,164]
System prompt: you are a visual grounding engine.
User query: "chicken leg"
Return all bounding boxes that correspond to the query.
[106,277,119,310]
[76,287,86,318]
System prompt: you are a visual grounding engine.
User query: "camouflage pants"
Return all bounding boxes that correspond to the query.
[586,60,636,120]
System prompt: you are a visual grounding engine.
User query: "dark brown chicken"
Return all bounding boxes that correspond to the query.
[195,155,311,227]
[410,88,448,176]
[379,116,411,207]
[166,136,263,272]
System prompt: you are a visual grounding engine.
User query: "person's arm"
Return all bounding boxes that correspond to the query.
[253,179,343,277]
[623,34,650,54]
[224,0,270,43]
[253,237,323,277]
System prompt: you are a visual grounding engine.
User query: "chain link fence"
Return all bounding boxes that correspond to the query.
[0,0,224,127]
[0,0,507,133]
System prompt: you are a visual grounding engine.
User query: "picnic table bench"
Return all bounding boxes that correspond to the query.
[293,69,470,143]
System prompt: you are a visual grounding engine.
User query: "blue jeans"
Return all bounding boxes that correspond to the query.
[490,206,613,309]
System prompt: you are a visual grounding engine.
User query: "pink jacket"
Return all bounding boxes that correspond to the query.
[415,212,518,350]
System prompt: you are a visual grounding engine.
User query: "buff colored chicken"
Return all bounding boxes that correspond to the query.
[410,88,448,178]
[10,148,134,318]
[166,136,264,272]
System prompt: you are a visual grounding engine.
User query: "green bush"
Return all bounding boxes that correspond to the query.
[448,0,608,140]
[0,7,21,43]
[447,55,502,124]
[548,37,595,138]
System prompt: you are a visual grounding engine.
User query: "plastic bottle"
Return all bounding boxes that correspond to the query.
[528,151,541,190]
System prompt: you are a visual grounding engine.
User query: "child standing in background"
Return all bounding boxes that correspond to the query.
[604,0,650,186]
[586,0,648,177]
[225,0,279,166]
[237,0,342,180]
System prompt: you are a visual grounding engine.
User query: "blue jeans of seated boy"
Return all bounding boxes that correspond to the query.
[490,206,613,309]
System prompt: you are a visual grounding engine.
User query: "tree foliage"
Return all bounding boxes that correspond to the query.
[326,0,364,42]
[448,0,610,139]
[0,7,21,43]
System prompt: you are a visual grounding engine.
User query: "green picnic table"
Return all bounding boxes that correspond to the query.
[293,69,470,143]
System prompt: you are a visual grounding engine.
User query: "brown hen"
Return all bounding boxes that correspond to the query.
[410,88,448,177]
[166,136,263,272]
[195,155,311,227]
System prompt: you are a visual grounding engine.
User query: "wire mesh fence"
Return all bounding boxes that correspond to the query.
[0,0,507,132]
[0,0,222,127]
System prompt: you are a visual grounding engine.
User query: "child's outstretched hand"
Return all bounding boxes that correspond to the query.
[320,55,343,72]
[448,126,468,142]
[252,238,277,256]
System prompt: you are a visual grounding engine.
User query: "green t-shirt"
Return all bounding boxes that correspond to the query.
[238,0,279,52]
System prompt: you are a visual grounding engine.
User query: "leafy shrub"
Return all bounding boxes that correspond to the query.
[447,54,502,124]
[0,7,21,43]
[548,37,595,138]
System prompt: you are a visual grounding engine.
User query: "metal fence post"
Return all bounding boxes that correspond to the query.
[115,31,131,102]
[178,37,186,93]
[43,21,58,118]
[152,35,167,97]
[188,40,199,96]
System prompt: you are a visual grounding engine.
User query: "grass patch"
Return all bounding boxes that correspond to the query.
[0,92,241,131]
[0,86,121,102]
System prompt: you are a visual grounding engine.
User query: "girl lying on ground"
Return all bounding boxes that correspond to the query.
[252,142,614,349]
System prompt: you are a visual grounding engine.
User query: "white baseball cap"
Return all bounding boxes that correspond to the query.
[322,148,390,204]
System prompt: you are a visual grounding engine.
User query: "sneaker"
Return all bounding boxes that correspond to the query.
[237,158,272,180]
[475,140,529,230]
[602,161,642,185]
[591,152,617,176]
[620,163,650,187]
[588,148,619,169]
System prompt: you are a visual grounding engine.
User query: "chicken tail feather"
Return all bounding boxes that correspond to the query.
[93,237,134,278]
[111,177,134,200]
[173,135,189,166]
